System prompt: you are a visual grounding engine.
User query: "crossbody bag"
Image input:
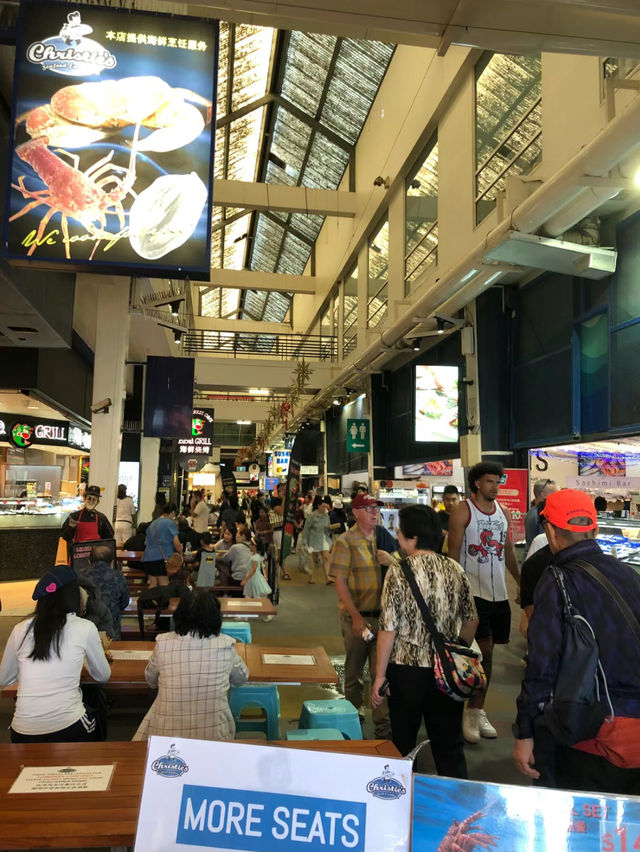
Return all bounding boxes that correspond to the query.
[399,558,486,701]
[152,521,183,577]
[545,559,640,746]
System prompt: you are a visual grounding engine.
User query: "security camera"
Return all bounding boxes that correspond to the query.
[91,397,112,414]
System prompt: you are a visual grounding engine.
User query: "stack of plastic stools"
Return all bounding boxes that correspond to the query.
[229,684,280,740]
[220,621,252,643]
[286,728,344,741]
[298,699,362,740]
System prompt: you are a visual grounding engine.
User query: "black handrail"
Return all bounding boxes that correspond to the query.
[183,330,338,361]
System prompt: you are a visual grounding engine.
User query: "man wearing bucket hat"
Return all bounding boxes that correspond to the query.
[513,488,640,793]
[61,484,114,547]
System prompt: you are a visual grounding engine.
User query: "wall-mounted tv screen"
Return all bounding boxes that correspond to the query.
[414,365,459,443]
[143,356,194,438]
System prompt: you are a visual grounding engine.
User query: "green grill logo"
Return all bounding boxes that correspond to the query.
[192,416,205,437]
[11,423,34,448]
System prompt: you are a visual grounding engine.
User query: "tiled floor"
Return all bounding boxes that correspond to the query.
[0,554,529,787]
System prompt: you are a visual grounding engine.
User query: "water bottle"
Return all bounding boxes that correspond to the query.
[185,542,192,555]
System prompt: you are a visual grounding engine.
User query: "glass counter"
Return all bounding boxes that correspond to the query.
[0,496,82,529]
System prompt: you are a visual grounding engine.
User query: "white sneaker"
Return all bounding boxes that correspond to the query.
[462,708,480,743]
[478,709,497,738]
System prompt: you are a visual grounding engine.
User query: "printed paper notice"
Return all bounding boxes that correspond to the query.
[262,654,316,665]
[110,650,153,660]
[10,764,115,793]
[228,600,262,608]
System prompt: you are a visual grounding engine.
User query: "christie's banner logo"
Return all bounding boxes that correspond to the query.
[26,11,116,76]
[152,743,189,779]
[366,765,407,800]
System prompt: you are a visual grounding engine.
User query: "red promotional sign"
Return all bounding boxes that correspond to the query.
[498,469,528,543]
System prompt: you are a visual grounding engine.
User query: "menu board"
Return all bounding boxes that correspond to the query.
[5,0,217,279]
[414,366,459,443]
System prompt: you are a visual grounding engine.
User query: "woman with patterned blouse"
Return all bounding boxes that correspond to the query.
[372,504,478,777]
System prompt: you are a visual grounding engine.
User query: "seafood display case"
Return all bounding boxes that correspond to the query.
[596,516,640,565]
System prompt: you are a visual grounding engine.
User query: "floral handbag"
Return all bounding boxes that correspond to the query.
[399,558,486,701]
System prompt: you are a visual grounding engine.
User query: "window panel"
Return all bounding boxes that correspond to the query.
[405,135,438,294]
[475,52,542,223]
[611,322,640,428]
[368,219,388,327]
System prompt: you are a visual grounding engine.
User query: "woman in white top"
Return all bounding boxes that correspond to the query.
[0,564,111,742]
[133,589,248,741]
[115,483,136,547]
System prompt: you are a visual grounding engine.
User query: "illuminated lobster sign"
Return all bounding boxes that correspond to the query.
[4,0,218,279]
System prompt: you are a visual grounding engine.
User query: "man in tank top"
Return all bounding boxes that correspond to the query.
[448,462,520,744]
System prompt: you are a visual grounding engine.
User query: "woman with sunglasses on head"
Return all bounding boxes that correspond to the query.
[0,565,111,742]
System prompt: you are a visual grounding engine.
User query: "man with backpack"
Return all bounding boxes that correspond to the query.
[513,489,640,794]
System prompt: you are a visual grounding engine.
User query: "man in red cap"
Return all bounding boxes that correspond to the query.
[329,492,391,738]
[513,488,640,793]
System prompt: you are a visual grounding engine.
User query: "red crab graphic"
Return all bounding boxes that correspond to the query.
[437,808,498,852]
[468,529,504,562]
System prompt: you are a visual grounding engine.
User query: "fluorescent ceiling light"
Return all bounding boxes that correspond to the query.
[237,420,251,425]
[248,388,270,395]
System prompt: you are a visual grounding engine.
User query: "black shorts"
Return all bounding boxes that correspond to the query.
[474,597,511,644]
[144,559,166,577]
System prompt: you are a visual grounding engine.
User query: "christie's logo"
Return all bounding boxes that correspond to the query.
[366,765,406,800]
[151,743,189,779]
[26,11,116,77]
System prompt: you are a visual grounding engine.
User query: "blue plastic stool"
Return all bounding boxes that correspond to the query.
[286,728,344,741]
[229,684,280,740]
[221,621,252,643]
[298,699,362,740]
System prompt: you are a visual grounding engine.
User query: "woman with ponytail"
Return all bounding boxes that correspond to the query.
[0,565,111,742]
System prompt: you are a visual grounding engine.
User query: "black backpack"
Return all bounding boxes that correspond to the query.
[543,560,637,746]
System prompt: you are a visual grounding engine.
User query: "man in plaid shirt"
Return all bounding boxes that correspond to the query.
[329,493,391,738]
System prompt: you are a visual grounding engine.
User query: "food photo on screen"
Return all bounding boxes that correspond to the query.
[5,1,217,277]
[414,365,459,443]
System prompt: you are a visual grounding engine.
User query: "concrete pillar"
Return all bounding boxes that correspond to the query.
[387,185,405,305]
[139,437,160,522]
[357,243,368,335]
[337,279,345,365]
[89,277,130,518]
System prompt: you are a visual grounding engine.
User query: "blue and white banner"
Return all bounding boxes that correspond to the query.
[134,738,411,852]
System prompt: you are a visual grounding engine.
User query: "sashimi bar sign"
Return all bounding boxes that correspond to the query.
[0,414,90,449]
[4,0,218,279]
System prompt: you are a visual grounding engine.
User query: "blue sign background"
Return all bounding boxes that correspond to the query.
[177,785,366,852]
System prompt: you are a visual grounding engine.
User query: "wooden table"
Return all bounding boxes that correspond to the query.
[0,739,400,849]
[116,549,144,568]
[160,596,277,618]
[244,644,338,684]
[2,641,337,696]
[219,596,277,617]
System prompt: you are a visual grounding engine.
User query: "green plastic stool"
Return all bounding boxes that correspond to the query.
[299,699,362,740]
[286,728,344,741]
[220,621,252,643]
